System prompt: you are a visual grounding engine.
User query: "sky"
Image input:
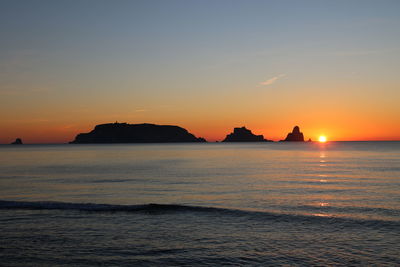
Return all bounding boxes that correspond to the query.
[1,0,400,143]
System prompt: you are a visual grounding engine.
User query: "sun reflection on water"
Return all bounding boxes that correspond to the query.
[312,213,330,217]
[311,150,333,216]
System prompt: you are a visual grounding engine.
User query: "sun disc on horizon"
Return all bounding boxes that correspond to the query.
[319,136,327,143]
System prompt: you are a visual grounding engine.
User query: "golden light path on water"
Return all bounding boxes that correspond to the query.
[313,148,330,217]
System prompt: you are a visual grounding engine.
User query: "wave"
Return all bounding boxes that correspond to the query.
[0,200,222,213]
[1,200,399,230]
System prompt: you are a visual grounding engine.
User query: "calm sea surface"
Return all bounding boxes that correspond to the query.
[1,142,399,266]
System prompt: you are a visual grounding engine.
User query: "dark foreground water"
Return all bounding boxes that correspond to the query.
[1,142,399,266]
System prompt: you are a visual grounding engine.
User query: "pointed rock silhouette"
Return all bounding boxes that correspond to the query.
[283,126,304,142]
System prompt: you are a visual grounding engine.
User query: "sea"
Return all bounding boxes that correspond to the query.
[0,142,399,266]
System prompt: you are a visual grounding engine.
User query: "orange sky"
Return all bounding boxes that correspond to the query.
[2,99,399,143]
[1,75,399,143]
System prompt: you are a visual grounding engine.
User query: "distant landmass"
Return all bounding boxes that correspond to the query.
[11,138,23,145]
[223,127,272,142]
[70,123,206,143]
[282,126,304,141]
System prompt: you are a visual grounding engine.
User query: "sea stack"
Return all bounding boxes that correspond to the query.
[70,122,206,143]
[283,126,304,141]
[11,138,23,145]
[223,127,272,142]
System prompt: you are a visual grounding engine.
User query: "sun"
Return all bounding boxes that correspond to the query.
[318,136,327,143]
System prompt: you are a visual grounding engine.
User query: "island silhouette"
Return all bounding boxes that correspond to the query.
[9,122,311,144]
[70,122,206,143]
[66,123,311,144]
[223,127,272,142]
[9,124,312,144]
[11,138,23,145]
[281,126,304,142]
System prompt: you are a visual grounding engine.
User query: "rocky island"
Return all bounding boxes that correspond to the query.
[11,138,23,145]
[282,126,304,141]
[70,122,206,143]
[223,127,272,142]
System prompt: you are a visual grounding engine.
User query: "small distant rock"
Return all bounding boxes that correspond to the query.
[282,126,304,142]
[307,138,312,142]
[11,138,23,145]
[223,127,272,142]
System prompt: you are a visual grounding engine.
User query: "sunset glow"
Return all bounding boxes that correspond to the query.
[319,136,327,143]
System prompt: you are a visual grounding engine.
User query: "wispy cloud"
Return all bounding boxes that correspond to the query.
[259,74,286,86]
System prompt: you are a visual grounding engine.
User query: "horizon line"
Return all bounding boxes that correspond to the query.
[1,140,400,145]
